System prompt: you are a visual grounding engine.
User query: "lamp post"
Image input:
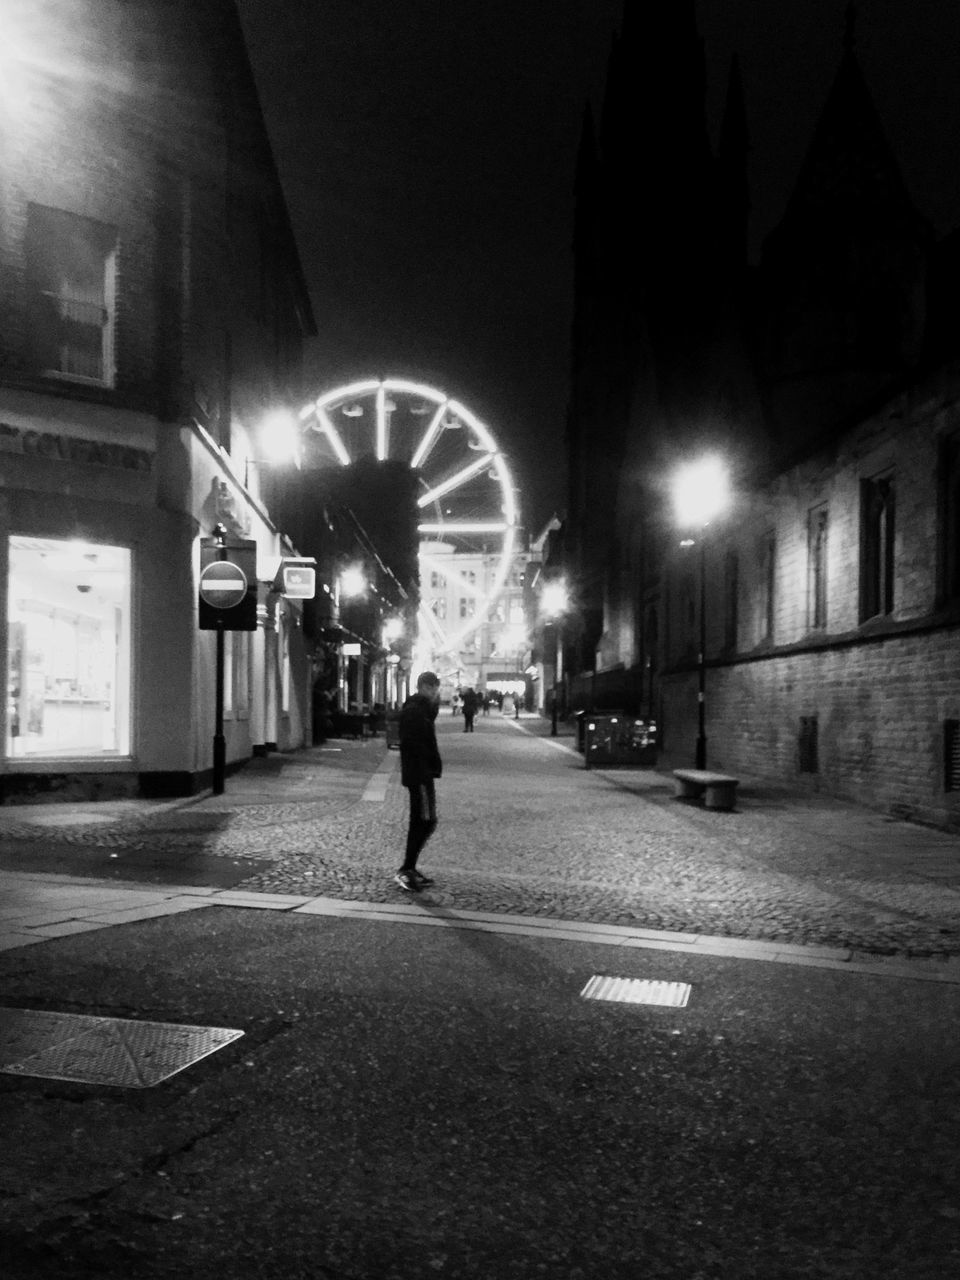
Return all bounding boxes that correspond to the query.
[541,581,568,737]
[338,566,367,710]
[672,457,729,770]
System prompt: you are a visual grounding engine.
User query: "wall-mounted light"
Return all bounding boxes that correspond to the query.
[340,567,367,599]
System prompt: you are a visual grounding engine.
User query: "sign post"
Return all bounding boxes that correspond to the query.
[199,524,256,795]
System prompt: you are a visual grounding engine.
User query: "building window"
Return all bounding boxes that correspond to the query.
[430,571,446,590]
[723,549,739,651]
[807,505,828,631]
[459,597,475,619]
[25,204,117,387]
[938,436,960,605]
[5,537,131,758]
[860,474,895,622]
[430,597,447,621]
[757,532,775,644]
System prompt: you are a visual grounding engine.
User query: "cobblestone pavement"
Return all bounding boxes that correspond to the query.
[3,715,960,958]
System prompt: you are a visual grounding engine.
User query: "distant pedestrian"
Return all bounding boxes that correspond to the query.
[462,687,479,732]
[481,692,490,716]
[396,671,442,892]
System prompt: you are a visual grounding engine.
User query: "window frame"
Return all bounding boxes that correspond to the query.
[25,203,118,389]
[807,504,829,632]
[757,530,775,644]
[859,472,895,623]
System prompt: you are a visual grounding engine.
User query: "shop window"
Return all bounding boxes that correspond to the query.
[860,474,895,622]
[6,537,131,758]
[26,204,117,387]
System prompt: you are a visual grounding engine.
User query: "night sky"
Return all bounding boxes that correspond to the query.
[236,0,960,535]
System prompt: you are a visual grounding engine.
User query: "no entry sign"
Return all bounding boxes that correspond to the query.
[198,536,257,631]
[199,560,248,609]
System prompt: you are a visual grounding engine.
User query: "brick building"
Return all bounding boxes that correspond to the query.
[0,0,317,799]
[564,5,960,828]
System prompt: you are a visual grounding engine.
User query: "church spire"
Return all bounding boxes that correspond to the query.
[572,104,599,292]
[715,54,750,272]
[770,20,925,240]
[844,3,858,53]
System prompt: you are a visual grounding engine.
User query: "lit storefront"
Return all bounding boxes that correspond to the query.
[6,536,131,760]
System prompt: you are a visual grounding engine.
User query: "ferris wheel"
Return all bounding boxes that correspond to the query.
[299,378,520,665]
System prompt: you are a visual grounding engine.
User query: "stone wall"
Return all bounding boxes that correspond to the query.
[661,624,960,828]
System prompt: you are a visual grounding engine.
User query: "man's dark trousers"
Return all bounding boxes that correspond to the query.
[402,780,437,871]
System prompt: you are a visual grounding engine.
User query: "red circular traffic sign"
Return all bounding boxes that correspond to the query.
[199,560,248,609]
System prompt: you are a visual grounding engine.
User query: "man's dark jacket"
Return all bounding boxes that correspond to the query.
[399,693,442,788]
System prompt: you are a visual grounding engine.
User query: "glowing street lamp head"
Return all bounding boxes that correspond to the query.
[541,581,569,618]
[259,409,301,465]
[672,456,729,530]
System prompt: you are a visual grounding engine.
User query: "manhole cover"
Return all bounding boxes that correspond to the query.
[0,1008,243,1088]
[580,976,692,1007]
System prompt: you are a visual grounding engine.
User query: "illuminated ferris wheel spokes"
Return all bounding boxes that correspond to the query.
[300,378,520,657]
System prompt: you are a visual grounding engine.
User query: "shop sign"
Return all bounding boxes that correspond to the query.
[0,421,152,472]
[272,558,316,599]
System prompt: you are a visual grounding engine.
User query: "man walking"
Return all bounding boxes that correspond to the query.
[396,671,442,892]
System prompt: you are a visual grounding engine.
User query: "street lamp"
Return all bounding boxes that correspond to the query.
[541,580,568,736]
[672,456,729,770]
[258,408,302,465]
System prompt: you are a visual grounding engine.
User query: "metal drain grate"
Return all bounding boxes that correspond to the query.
[0,1008,243,1088]
[580,976,692,1007]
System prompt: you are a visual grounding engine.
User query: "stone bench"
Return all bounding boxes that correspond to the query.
[672,769,740,811]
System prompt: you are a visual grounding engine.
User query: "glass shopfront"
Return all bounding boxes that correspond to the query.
[6,536,131,758]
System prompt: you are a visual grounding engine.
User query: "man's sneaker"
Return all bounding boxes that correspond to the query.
[394,871,420,892]
[411,869,434,888]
